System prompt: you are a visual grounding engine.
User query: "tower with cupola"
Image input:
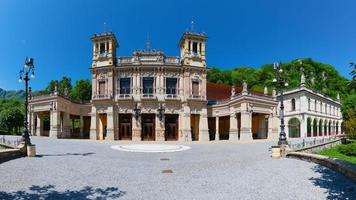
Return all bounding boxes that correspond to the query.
[178,30,207,67]
[91,32,118,68]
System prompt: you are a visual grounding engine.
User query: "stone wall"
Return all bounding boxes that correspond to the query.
[0,144,23,164]
[292,138,343,153]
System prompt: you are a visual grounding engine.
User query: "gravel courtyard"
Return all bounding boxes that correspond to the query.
[0,137,355,200]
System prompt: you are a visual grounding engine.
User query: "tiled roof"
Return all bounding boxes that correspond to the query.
[207,82,268,101]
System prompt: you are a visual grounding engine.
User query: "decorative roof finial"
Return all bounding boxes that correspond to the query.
[146,32,151,51]
[54,81,58,95]
[264,86,268,96]
[242,80,248,95]
[103,22,107,32]
[231,86,235,97]
[272,89,276,98]
[299,60,306,87]
[337,93,340,101]
[190,19,195,32]
[300,68,306,87]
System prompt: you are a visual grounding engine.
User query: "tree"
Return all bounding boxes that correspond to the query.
[350,62,356,90]
[70,79,92,102]
[59,76,72,96]
[44,76,72,96]
[0,100,24,135]
[344,109,356,139]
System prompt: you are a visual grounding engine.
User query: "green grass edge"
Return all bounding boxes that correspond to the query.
[319,144,356,164]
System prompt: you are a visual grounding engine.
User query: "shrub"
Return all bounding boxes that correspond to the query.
[337,143,356,157]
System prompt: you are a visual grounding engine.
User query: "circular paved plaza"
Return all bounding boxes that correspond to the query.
[0,137,355,200]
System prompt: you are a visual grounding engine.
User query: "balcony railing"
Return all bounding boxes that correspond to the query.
[165,94,180,100]
[117,56,179,65]
[92,93,112,100]
[187,94,206,101]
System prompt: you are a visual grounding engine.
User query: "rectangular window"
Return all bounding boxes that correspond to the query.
[100,43,106,54]
[99,81,105,95]
[166,78,177,96]
[192,80,199,96]
[143,77,154,96]
[120,78,131,95]
[192,42,198,53]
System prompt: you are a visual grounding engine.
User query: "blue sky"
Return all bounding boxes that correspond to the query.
[0,0,355,90]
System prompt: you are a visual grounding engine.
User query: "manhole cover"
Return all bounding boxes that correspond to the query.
[111,144,190,153]
[161,169,173,173]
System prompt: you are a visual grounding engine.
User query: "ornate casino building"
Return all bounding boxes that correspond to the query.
[28,30,343,142]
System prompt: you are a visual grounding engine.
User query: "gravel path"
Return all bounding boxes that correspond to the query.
[0,136,355,200]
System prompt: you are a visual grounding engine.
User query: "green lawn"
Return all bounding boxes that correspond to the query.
[319,144,356,164]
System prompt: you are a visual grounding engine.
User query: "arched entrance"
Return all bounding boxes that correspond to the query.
[288,118,300,138]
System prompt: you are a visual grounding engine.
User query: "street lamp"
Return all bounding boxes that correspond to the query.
[18,57,35,146]
[272,62,288,146]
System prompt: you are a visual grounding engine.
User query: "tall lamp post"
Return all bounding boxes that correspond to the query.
[18,57,35,146]
[272,62,288,146]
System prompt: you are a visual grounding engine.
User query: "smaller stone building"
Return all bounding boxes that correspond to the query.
[280,77,343,139]
[28,92,91,138]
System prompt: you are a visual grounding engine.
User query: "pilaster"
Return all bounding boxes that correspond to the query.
[49,111,60,138]
[199,108,209,141]
[229,112,239,141]
[90,106,97,140]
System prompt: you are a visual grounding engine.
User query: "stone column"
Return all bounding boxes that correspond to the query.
[49,111,60,138]
[180,104,191,141]
[63,112,71,138]
[229,112,239,141]
[155,114,165,141]
[190,41,193,53]
[90,106,97,140]
[268,114,279,140]
[30,112,36,136]
[215,117,219,141]
[106,113,114,141]
[132,114,141,141]
[79,115,84,138]
[198,108,209,141]
[179,74,184,97]
[300,117,307,138]
[36,113,43,136]
[240,103,253,141]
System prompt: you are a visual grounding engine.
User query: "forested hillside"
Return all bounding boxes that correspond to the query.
[207,58,349,100]
[0,88,25,101]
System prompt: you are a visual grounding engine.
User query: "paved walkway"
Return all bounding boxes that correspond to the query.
[0,136,355,200]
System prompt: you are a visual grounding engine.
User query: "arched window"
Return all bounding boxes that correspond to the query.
[308,98,311,111]
[325,104,327,114]
[315,100,317,112]
[288,118,300,138]
[307,118,312,137]
[324,120,328,136]
[291,98,296,111]
[328,121,331,136]
[318,119,323,136]
[313,118,318,137]
[336,122,339,135]
[320,102,323,113]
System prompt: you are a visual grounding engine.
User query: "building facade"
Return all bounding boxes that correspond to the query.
[28,30,343,142]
